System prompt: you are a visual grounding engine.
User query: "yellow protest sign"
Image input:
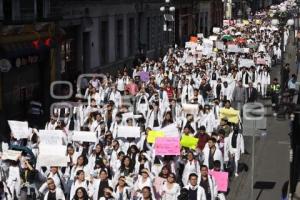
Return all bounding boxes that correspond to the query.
[255,20,262,25]
[180,135,199,150]
[243,20,249,25]
[147,131,165,143]
[219,108,239,124]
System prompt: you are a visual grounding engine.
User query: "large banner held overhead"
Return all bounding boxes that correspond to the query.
[155,137,180,155]
[182,104,199,115]
[160,123,179,137]
[219,108,239,124]
[209,171,229,192]
[72,131,97,143]
[180,135,198,150]
[8,120,29,140]
[37,145,68,167]
[117,126,140,138]
[38,130,66,145]
[2,150,22,161]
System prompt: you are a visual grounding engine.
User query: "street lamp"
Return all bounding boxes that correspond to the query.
[160,0,175,49]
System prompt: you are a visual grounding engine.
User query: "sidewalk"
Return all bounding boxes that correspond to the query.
[227,31,297,200]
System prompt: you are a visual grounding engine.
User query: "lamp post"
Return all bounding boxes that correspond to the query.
[160,0,175,49]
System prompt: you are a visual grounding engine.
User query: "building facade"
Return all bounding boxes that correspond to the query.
[0,0,224,130]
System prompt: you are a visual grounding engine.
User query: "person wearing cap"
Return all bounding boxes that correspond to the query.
[183,173,206,200]
[133,169,154,199]
[224,125,245,177]
[114,176,131,200]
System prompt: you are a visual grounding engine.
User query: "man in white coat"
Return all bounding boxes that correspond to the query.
[224,125,245,177]
[203,138,224,170]
[184,173,207,200]
[181,79,194,104]
[197,165,218,200]
[43,178,65,200]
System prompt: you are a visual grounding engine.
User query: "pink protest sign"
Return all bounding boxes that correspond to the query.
[209,171,229,192]
[155,137,180,156]
[256,58,266,65]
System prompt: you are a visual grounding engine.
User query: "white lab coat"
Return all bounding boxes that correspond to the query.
[203,147,224,170]
[181,84,194,104]
[224,132,245,162]
[92,179,113,200]
[197,175,218,200]
[183,184,207,200]
[43,188,65,200]
[182,160,200,186]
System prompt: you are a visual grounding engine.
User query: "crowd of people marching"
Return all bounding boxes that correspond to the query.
[0,1,298,200]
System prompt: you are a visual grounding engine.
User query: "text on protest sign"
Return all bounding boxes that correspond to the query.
[8,120,29,140]
[37,145,68,167]
[117,126,140,138]
[72,131,97,143]
[155,137,180,156]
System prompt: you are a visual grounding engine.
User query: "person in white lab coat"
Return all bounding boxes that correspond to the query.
[203,138,224,171]
[181,151,200,186]
[43,178,65,200]
[183,173,207,200]
[181,79,194,104]
[69,170,93,199]
[197,165,218,200]
[224,125,245,177]
[92,170,113,200]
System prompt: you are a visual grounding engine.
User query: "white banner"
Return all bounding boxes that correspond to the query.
[239,59,255,68]
[1,150,22,161]
[117,126,140,138]
[161,123,180,137]
[182,104,199,115]
[227,45,241,53]
[37,145,68,167]
[8,120,29,140]
[72,131,97,143]
[216,41,225,50]
[38,130,66,145]
[212,27,221,34]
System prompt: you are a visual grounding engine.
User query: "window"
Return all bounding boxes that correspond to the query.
[146,17,150,50]
[115,19,123,59]
[128,17,135,56]
[20,0,35,20]
[100,21,109,64]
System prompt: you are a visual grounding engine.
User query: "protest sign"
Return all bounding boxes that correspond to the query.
[161,123,179,137]
[202,39,213,55]
[239,59,255,68]
[212,27,221,34]
[256,58,266,65]
[219,108,239,124]
[1,150,22,161]
[139,71,150,82]
[242,20,249,25]
[216,41,225,50]
[38,130,66,145]
[182,104,199,115]
[8,120,29,140]
[227,44,241,53]
[209,171,229,192]
[147,130,164,144]
[185,42,197,50]
[117,126,140,138]
[122,112,134,120]
[72,131,97,143]
[180,135,198,150]
[209,35,218,41]
[37,145,68,167]
[155,137,180,155]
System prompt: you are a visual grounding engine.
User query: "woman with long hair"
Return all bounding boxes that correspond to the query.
[159,173,180,200]
[70,155,90,182]
[72,187,90,200]
[114,176,131,200]
[70,170,93,200]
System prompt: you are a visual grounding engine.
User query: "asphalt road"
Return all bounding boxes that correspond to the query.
[227,32,297,200]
